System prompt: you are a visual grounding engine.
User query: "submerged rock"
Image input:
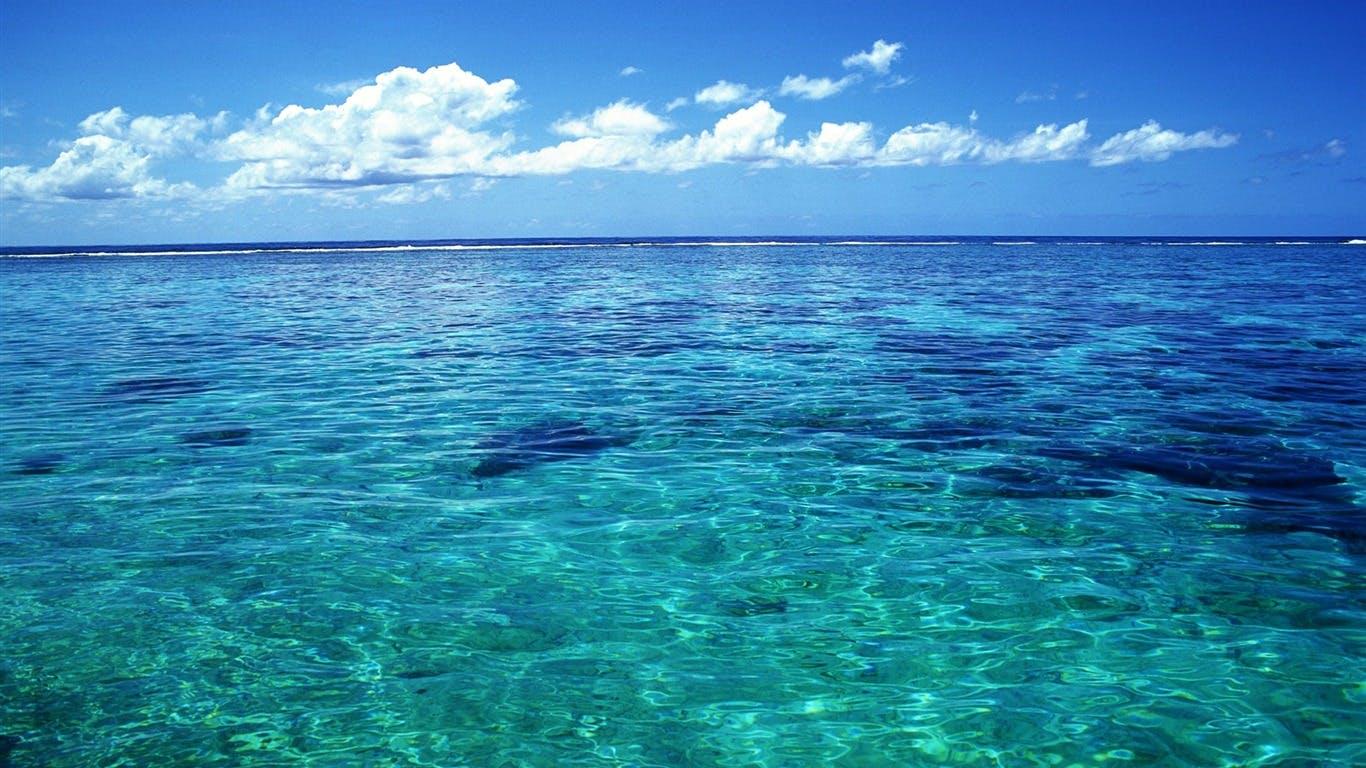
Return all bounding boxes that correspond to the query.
[13,453,65,475]
[181,427,253,447]
[1045,438,1360,548]
[470,420,632,478]
[1105,444,1345,495]
[105,376,211,399]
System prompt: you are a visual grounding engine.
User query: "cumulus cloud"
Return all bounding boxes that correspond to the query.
[778,121,877,165]
[0,58,1243,203]
[0,106,221,201]
[619,66,643,77]
[1090,121,1238,166]
[779,74,858,100]
[220,61,520,189]
[842,40,903,74]
[493,100,786,175]
[879,119,1089,166]
[694,80,761,108]
[552,101,669,138]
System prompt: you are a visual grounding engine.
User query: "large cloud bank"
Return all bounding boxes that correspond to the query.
[2,48,1238,203]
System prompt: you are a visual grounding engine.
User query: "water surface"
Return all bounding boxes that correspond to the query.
[1,240,1363,766]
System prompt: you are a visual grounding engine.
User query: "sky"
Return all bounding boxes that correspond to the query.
[0,1,1362,244]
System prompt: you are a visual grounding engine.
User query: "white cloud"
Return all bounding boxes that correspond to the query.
[1090,121,1237,166]
[1325,138,1347,158]
[694,80,761,108]
[375,181,451,204]
[1015,86,1058,104]
[779,74,858,100]
[878,119,1089,166]
[316,78,371,97]
[221,61,520,189]
[778,121,877,166]
[552,101,669,138]
[619,66,643,77]
[0,106,220,201]
[665,97,690,112]
[874,75,911,91]
[490,100,785,175]
[0,58,1243,204]
[842,40,903,74]
[0,135,190,200]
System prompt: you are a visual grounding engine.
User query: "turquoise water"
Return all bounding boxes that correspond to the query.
[1,241,1363,766]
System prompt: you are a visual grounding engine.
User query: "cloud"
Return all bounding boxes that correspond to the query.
[0,58,1243,203]
[375,181,451,204]
[1090,121,1238,166]
[220,61,520,189]
[0,106,221,201]
[1015,86,1058,104]
[552,100,670,138]
[619,66,643,77]
[493,100,786,175]
[777,121,877,166]
[843,40,903,74]
[878,119,1090,166]
[1125,181,1189,196]
[694,80,761,107]
[779,74,858,100]
[1258,138,1348,164]
[665,97,690,112]
[316,78,371,97]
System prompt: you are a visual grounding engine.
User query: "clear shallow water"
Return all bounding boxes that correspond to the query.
[0,241,1363,766]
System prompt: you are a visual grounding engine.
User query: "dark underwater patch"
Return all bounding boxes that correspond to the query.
[181,427,253,447]
[721,596,789,617]
[104,376,211,401]
[963,464,1120,500]
[1106,445,1345,494]
[13,453,65,475]
[470,420,632,478]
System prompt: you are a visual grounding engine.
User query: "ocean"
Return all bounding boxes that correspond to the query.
[1,238,1362,765]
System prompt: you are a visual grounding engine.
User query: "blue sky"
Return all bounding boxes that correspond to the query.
[0,1,1362,244]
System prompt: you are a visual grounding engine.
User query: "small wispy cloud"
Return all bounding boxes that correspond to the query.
[465,177,496,196]
[1015,85,1058,104]
[619,66,643,77]
[315,78,371,97]
[376,181,452,205]
[1259,138,1348,164]
[694,80,762,107]
[842,40,903,74]
[779,74,858,100]
[1124,180,1190,196]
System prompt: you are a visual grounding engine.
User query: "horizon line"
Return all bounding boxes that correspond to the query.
[2,232,1366,250]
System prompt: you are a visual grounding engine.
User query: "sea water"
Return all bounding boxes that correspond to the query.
[1,239,1362,766]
